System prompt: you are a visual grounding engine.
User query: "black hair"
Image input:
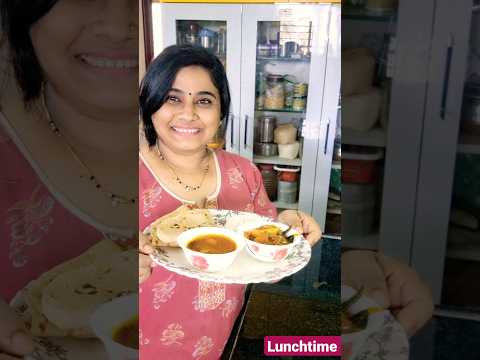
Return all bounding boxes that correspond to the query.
[1,0,58,104]
[139,44,231,147]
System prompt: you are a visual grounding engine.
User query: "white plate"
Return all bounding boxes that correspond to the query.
[342,285,409,360]
[148,210,312,284]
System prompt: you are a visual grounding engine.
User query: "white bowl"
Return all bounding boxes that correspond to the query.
[90,294,138,360]
[177,227,245,272]
[237,221,300,262]
[341,285,386,360]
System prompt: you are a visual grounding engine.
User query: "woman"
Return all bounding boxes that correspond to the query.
[138,44,322,359]
[0,0,138,357]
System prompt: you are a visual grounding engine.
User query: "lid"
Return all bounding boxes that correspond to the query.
[258,164,275,170]
[342,147,384,160]
[273,165,301,172]
[294,82,308,88]
[259,115,277,123]
[267,74,285,82]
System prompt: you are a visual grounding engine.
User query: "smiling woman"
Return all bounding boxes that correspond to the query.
[138,45,322,360]
[0,0,139,357]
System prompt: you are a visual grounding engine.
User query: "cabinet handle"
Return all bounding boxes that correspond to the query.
[244,115,249,149]
[229,114,234,147]
[323,121,330,155]
[440,34,454,119]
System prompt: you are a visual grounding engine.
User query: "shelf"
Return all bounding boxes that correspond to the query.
[342,6,397,22]
[447,227,480,261]
[457,133,480,154]
[323,233,341,240]
[342,127,387,148]
[257,57,310,63]
[341,232,379,251]
[253,155,302,166]
[273,201,298,210]
[256,108,306,114]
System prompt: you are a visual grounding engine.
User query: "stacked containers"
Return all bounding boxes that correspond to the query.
[342,147,384,235]
[258,164,278,201]
[274,166,300,203]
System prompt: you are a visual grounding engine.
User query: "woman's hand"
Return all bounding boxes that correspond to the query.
[0,298,34,359]
[277,210,322,247]
[139,232,155,284]
[342,250,434,337]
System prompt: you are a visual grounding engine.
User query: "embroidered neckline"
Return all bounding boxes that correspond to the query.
[140,149,222,205]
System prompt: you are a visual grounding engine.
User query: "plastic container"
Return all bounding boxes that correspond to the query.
[330,164,341,195]
[258,164,278,201]
[254,142,278,157]
[258,116,277,143]
[342,183,377,203]
[342,148,384,184]
[292,96,307,112]
[277,181,298,203]
[325,209,341,235]
[342,201,376,236]
[342,48,375,96]
[264,74,285,110]
[278,142,300,159]
[293,83,308,97]
[461,79,480,135]
[274,166,300,203]
[343,88,382,132]
[274,123,297,145]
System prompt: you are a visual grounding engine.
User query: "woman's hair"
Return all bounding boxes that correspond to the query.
[140,44,231,147]
[1,0,58,104]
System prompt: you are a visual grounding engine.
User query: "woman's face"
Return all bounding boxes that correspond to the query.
[152,65,222,155]
[29,0,138,117]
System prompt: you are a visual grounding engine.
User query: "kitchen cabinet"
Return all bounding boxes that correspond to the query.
[341,0,437,260]
[412,0,478,307]
[148,2,341,229]
[154,3,243,156]
[143,2,340,299]
[343,0,480,312]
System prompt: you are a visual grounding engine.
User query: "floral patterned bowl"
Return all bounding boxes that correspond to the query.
[90,293,138,360]
[237,221,301,263]
[341,285,387,360]
[177,227,245,272]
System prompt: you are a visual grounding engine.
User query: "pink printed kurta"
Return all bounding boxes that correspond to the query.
[139,149,277,360]
[0,117,134,303]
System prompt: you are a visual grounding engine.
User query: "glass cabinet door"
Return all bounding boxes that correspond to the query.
[340,0,441,261]
[153,3,242,154]
[241,4,333,216]
[411,0,477,306]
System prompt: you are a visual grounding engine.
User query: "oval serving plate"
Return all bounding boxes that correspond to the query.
[146,209,311,284]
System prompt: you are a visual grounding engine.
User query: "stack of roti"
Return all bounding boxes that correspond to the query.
[147,205,215,247]
[16,239,136,338]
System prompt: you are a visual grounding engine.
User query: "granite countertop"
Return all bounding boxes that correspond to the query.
[223,237,341,360]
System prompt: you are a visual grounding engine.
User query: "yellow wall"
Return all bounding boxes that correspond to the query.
[155,0,341,3]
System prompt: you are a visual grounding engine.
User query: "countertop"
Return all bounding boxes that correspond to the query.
[223,237,341,359]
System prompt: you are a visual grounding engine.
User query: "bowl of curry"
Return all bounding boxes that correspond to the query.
[177,227,246,272]
[237,221,301,262]
[90,293,138,360]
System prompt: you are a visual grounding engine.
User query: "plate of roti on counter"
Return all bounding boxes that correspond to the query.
[144,205,312,284]
[10,239,137,360]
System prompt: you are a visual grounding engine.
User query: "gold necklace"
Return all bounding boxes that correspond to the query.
[156,143,210,192]
[41,92,138,207]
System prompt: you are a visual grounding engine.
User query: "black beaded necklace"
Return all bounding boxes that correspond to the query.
[42,91,137,207]
[156,143,210,192]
